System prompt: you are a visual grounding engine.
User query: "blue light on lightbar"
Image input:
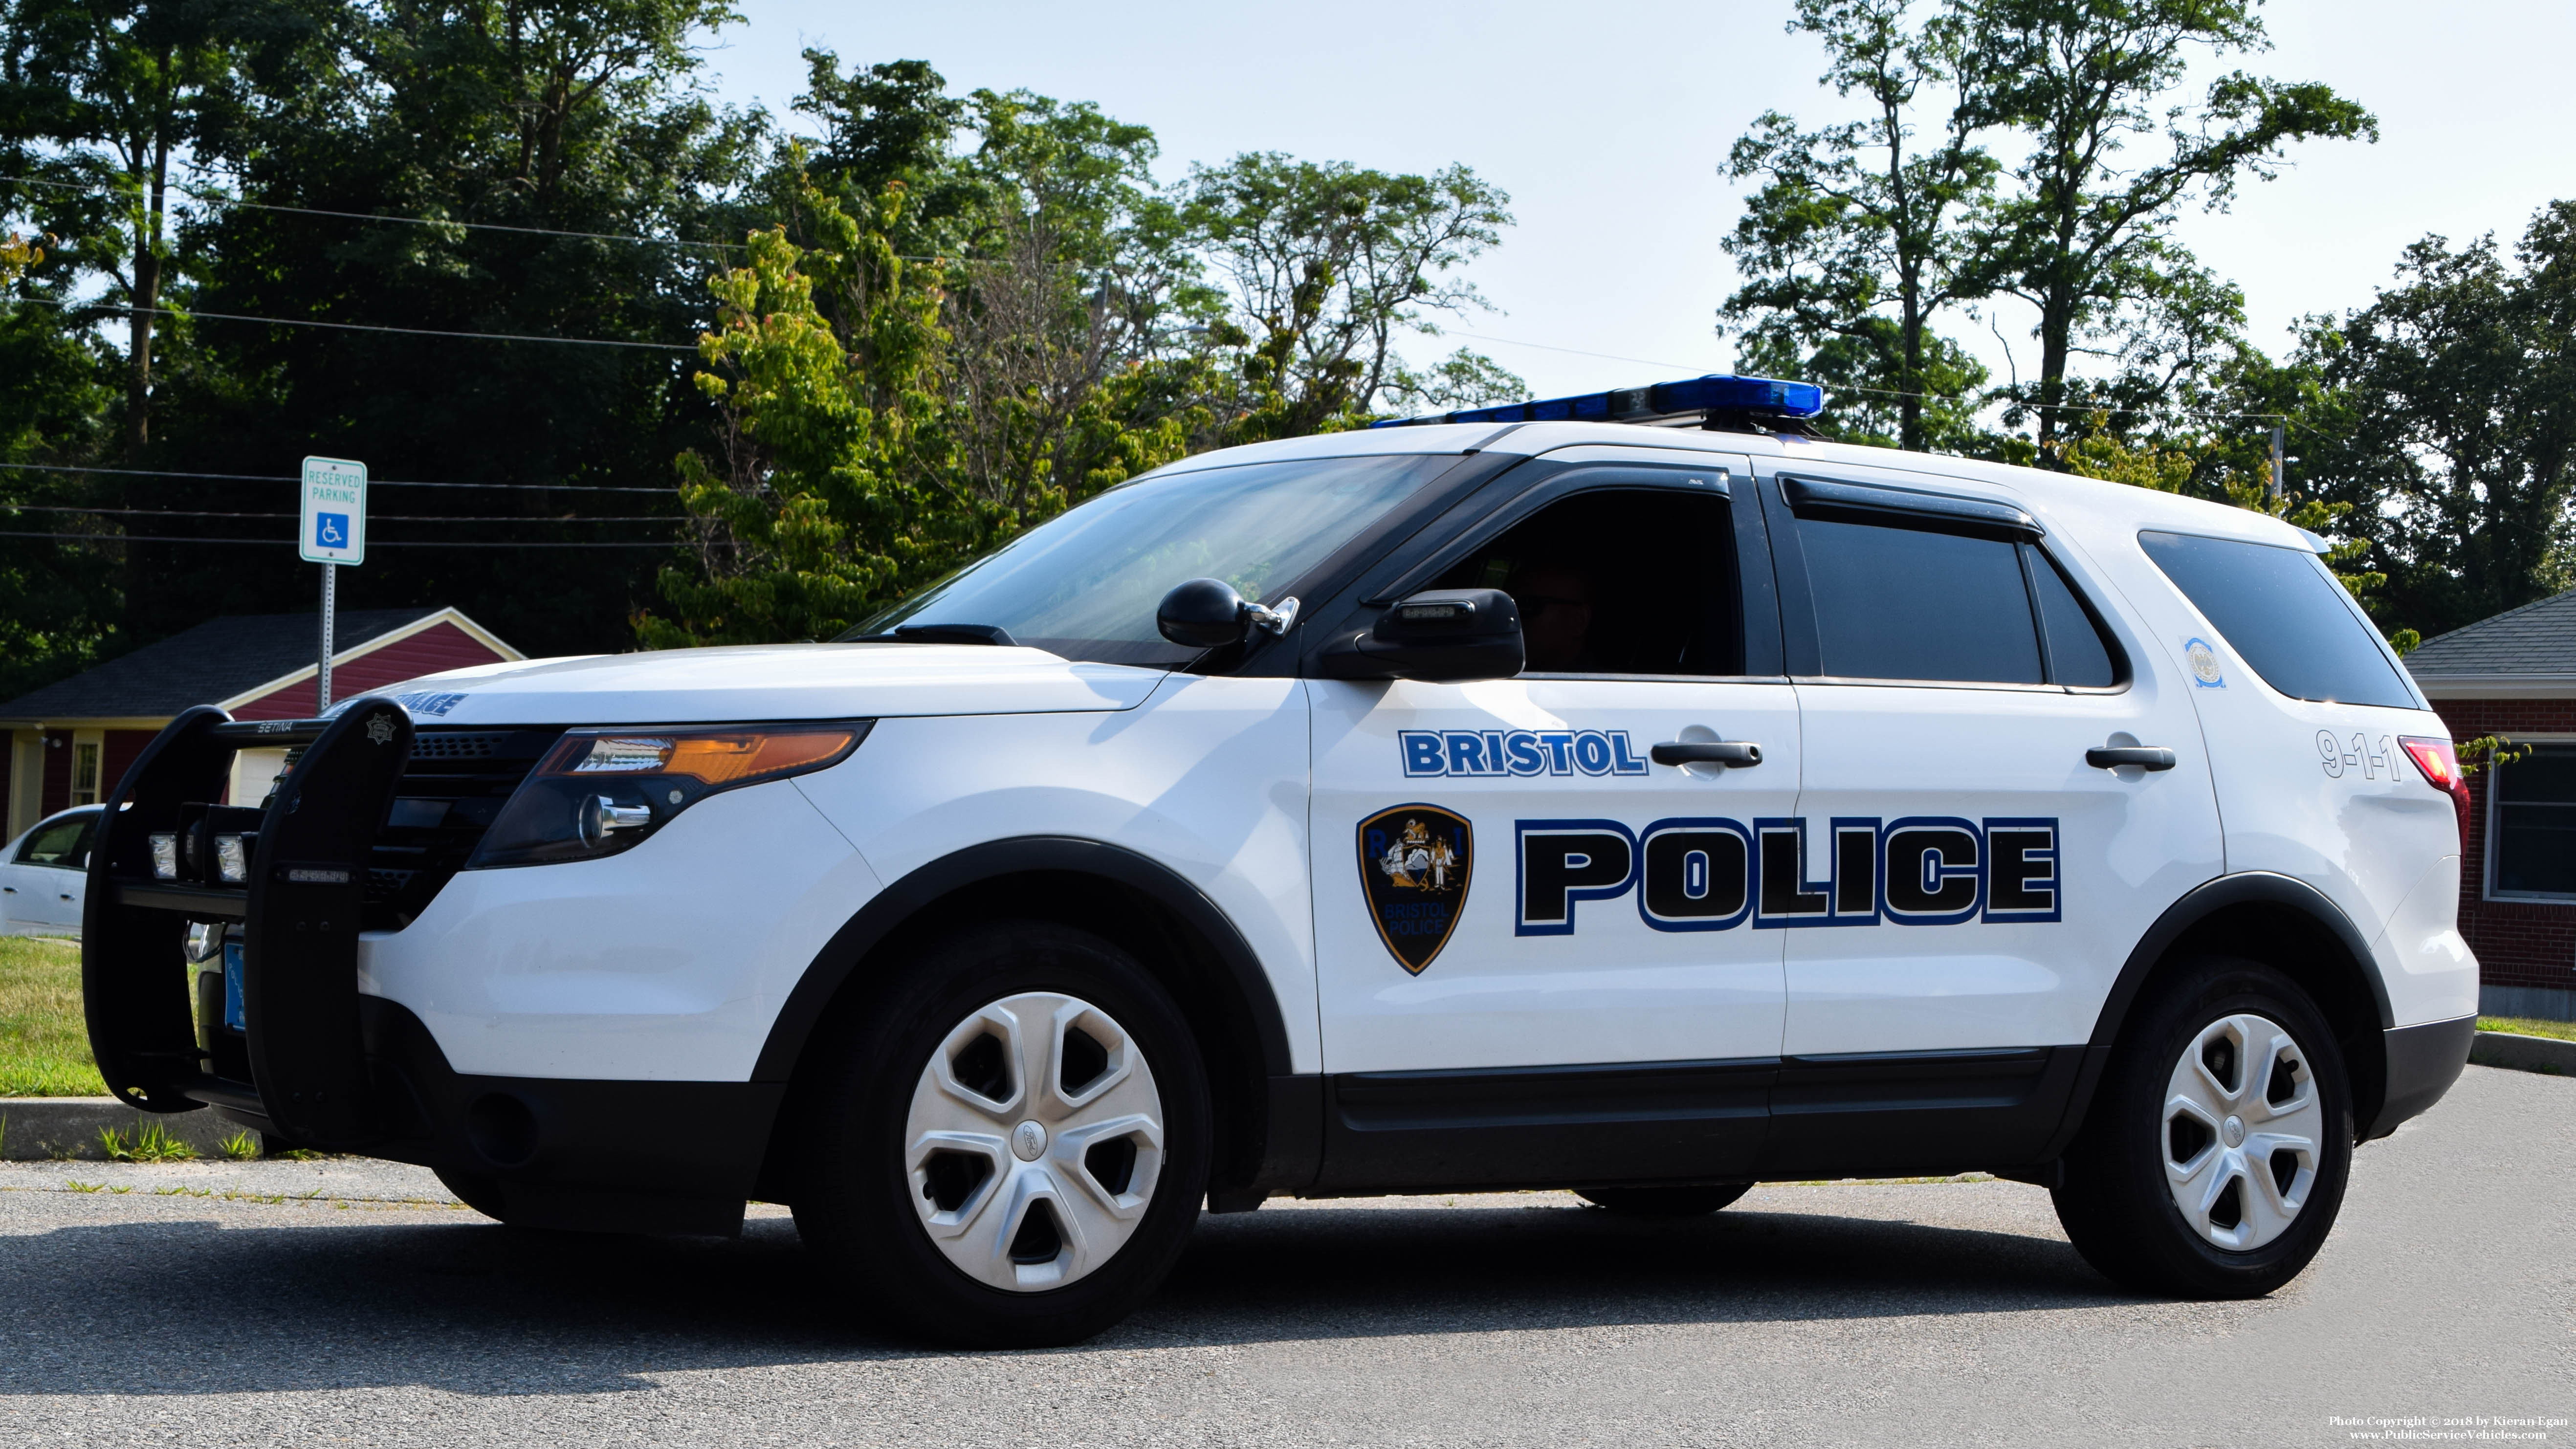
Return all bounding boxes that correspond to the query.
[1370,373,1826,428]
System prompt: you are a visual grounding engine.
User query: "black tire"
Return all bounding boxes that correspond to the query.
[2052,956,2353,1298]
[1576,1184,1753,1217]
[435,1167,511,1222]
[791,921,1211,1347]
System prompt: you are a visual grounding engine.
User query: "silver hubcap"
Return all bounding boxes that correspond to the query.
[903,991,1165,1293]
[2162,1012,2322,1251]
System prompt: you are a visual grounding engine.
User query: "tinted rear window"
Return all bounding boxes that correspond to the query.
[2138,531,2413,707]
[1799,515,2042,683]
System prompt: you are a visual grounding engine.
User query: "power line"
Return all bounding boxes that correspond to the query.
[1439,327,2287,425]
[0,172,750,253]
[0,529,711,549]
[3,505,680,522]
[0,172,947,262]
[0,461,674,493]
[1441,329,1717,373]
[13,295,699,351]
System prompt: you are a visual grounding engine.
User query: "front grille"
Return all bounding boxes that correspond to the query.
[362,727,563,929]
[406,731,513,760]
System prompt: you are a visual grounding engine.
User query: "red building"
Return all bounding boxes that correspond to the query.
[2405,589,2576,1022]
[1,607,520,837]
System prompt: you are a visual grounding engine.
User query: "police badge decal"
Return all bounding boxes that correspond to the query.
[1357,804,1473,974]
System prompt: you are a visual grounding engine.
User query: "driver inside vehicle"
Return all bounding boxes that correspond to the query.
[1505,560,1599,673]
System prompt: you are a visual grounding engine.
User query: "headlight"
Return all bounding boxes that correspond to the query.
[150,833,180,880]
[467,722,870,868]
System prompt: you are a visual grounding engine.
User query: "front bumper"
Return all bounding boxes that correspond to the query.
[81,705,784,1230]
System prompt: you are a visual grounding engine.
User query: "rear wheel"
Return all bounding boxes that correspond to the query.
[2053,957,2352,1298]
[1577,1184,1753,1217]
[792,922,1210,1347]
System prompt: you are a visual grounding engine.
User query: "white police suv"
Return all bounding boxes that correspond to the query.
[85,374,2476,1345]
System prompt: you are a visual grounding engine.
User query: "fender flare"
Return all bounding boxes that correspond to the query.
[2089,871,2394,1047]
[750,835,1296,1083]
[2041,871,2396,1163]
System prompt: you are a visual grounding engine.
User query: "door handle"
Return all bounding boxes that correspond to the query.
[2086,746,2176,771]
[1652,741,1763,768]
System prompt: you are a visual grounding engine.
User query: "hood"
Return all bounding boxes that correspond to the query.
[347,643,1167,726]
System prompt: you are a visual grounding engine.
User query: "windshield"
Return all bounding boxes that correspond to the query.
[849,452,1460,665]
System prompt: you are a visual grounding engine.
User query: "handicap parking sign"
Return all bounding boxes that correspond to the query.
[299,457,367,565]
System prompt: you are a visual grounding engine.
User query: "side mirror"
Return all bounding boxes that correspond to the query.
[1319,588,1524,682]
[1156,578,1300,649]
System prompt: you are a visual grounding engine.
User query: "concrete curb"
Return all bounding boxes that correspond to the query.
[2470,1031,2576,1076]
[0,1098,251,1161]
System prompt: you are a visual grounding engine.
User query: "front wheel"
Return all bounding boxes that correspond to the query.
[793,922,1211,1347]
[2053,957,2353,1298]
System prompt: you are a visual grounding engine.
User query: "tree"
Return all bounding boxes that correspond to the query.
[2298,203,2576,639]
[0,0,256,451]
[1180,154,1517,437]
[1722,0,2000,452]
[1959,0,2375,453]
[638,184,951,646]
[140,0,759,657]
[934,88,1208,524]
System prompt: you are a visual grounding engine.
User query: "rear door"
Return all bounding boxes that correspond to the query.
[1757,462,2225,1168]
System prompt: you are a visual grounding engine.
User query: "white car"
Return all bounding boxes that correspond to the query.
[82,374,2476,1346]
[2,805,99,937]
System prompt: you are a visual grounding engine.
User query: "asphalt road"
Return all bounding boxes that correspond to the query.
[1,1065,2568,1448]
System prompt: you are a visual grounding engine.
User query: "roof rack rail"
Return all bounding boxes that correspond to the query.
[1371,372,1827,436]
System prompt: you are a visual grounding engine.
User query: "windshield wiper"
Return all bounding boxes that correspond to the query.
[845,623,1019,647]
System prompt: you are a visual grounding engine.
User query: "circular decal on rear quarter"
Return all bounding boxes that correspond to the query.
[2182,637,2224,687]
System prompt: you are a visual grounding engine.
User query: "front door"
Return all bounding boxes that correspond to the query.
[1308,456,1798,1187]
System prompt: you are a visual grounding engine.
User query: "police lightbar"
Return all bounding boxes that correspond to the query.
[1370,373,1826,430]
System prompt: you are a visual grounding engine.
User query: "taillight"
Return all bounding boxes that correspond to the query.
[2400,735,2471,850]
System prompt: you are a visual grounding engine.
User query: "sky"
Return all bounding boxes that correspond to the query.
[695,0,2576,422]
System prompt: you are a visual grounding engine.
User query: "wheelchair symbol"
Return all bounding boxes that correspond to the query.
[315,512,349,549]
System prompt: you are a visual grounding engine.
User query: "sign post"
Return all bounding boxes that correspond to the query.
[299,457,368,711]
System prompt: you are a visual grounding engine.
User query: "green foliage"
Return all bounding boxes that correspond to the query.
[1181,153,1516,438]
[1723,0,1999,453]
[641,73,1516,646]
[2296,203,2576,639]
[2456,735,2529,775]
[1959,0,2376,450]
[220,1128,259,1160]
[0,932,105,1098]
[123,0,762,660]
[99,1120,195,1161]
[638,183,953,646]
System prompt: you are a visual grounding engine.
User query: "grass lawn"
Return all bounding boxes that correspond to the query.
[0,935,107,1097]
[2479,1014,2576,1043]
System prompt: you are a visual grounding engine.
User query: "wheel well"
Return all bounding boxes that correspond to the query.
[2121,901,2390,1135]
[760,868,1278,1199]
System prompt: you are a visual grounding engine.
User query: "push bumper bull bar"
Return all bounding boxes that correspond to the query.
[83,701,416,1148]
